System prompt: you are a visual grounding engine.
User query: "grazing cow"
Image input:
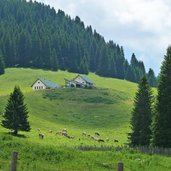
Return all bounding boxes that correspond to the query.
[114,139,119,142]
[62,128,67,132]
[98,139,105,142]
[91,136,95,140]
[95,132,100,136]
[68,136,75,139]
[82,132,86,136]
[49,130,53,133]
[62,132,68,137]
[39,133,44,139]
[62,132,74,139]
[93,137,99,141]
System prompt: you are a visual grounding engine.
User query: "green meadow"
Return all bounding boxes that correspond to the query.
[0,68,170,171]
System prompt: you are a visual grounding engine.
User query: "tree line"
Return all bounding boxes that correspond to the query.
[129,46,171,148]
[0,0,157,86]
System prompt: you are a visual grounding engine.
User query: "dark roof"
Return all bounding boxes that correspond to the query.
[77,75,94,84]
[32,79,61,88]
[39,79,61,88]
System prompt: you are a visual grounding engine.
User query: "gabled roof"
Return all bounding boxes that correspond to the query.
[32,78,60,88]
[75,75,94,84]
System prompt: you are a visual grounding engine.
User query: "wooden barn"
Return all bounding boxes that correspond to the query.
[31,78,61,91]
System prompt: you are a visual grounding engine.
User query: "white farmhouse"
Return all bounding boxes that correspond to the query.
[65,75,94,88]
[31,78,61,91]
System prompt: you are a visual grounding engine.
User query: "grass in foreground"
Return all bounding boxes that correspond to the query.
[0,134,171,171]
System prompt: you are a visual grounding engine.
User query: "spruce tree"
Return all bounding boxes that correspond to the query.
[50,48,59,71]
[125,66,136,82]
[79,55,89,74]
[147,68,157,87]
[128,76,152,146]
[2,86,30,135]
[152,47,171,147]
[0,50,5,75]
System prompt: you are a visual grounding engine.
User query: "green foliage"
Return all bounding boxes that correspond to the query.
[1,86,30,135]
[152,46,171,147]
[0,0,155,83]
[129,76,152,146]
[0,50,5,75]
[130,53,146,82]
[147,68,157,87]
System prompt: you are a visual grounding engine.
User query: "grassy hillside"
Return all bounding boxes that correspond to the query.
[0,68,135,144]
[0,68,169,171]
[0,68,138,95]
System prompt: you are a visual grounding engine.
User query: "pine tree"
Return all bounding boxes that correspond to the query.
[125,66,136,82]
[128,76,152,146]
[147,68,157,87]
[130,53,146,83]
[50,48,59,71]
[79,55,89,74]
[0,50,5,75]
[1,86,30,135]
[152,47,171,147]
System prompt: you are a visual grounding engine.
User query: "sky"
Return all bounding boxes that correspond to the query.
[36,0,171,75]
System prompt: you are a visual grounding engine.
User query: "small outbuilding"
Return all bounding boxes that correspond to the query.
[31,78,61,91]
[65,75,95,88]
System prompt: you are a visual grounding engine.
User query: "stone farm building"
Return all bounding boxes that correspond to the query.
[65,75,95,88]
[31,78,61,91]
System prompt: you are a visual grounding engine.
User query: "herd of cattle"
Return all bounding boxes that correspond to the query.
[37,128,119,143]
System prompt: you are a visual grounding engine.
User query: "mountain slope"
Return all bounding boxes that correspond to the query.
[0,0,157,85]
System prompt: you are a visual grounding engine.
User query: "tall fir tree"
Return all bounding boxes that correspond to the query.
[0,50,5,75]
[79,55,89,74]
[147,68,157,87]
[152,47,171,147]
[1,86,30,135]
[50,48,59,71]
[128,76,152,146]
[130,53,146,82]
[125,66,136,82]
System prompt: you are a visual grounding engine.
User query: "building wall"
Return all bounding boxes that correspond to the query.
[74,76,86,85]
[32,80,46,91]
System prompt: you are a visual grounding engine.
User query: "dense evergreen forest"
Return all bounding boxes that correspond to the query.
[0,0,157,86]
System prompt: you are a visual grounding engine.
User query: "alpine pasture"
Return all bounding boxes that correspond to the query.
[0,68,171,171]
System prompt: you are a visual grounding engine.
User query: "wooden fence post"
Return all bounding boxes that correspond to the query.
[10,152,18,171]
[117,161,123,171]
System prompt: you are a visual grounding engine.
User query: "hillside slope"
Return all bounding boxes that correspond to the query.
[0,68,165,171]
[0,68,138,95]
[0,68,138,146]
